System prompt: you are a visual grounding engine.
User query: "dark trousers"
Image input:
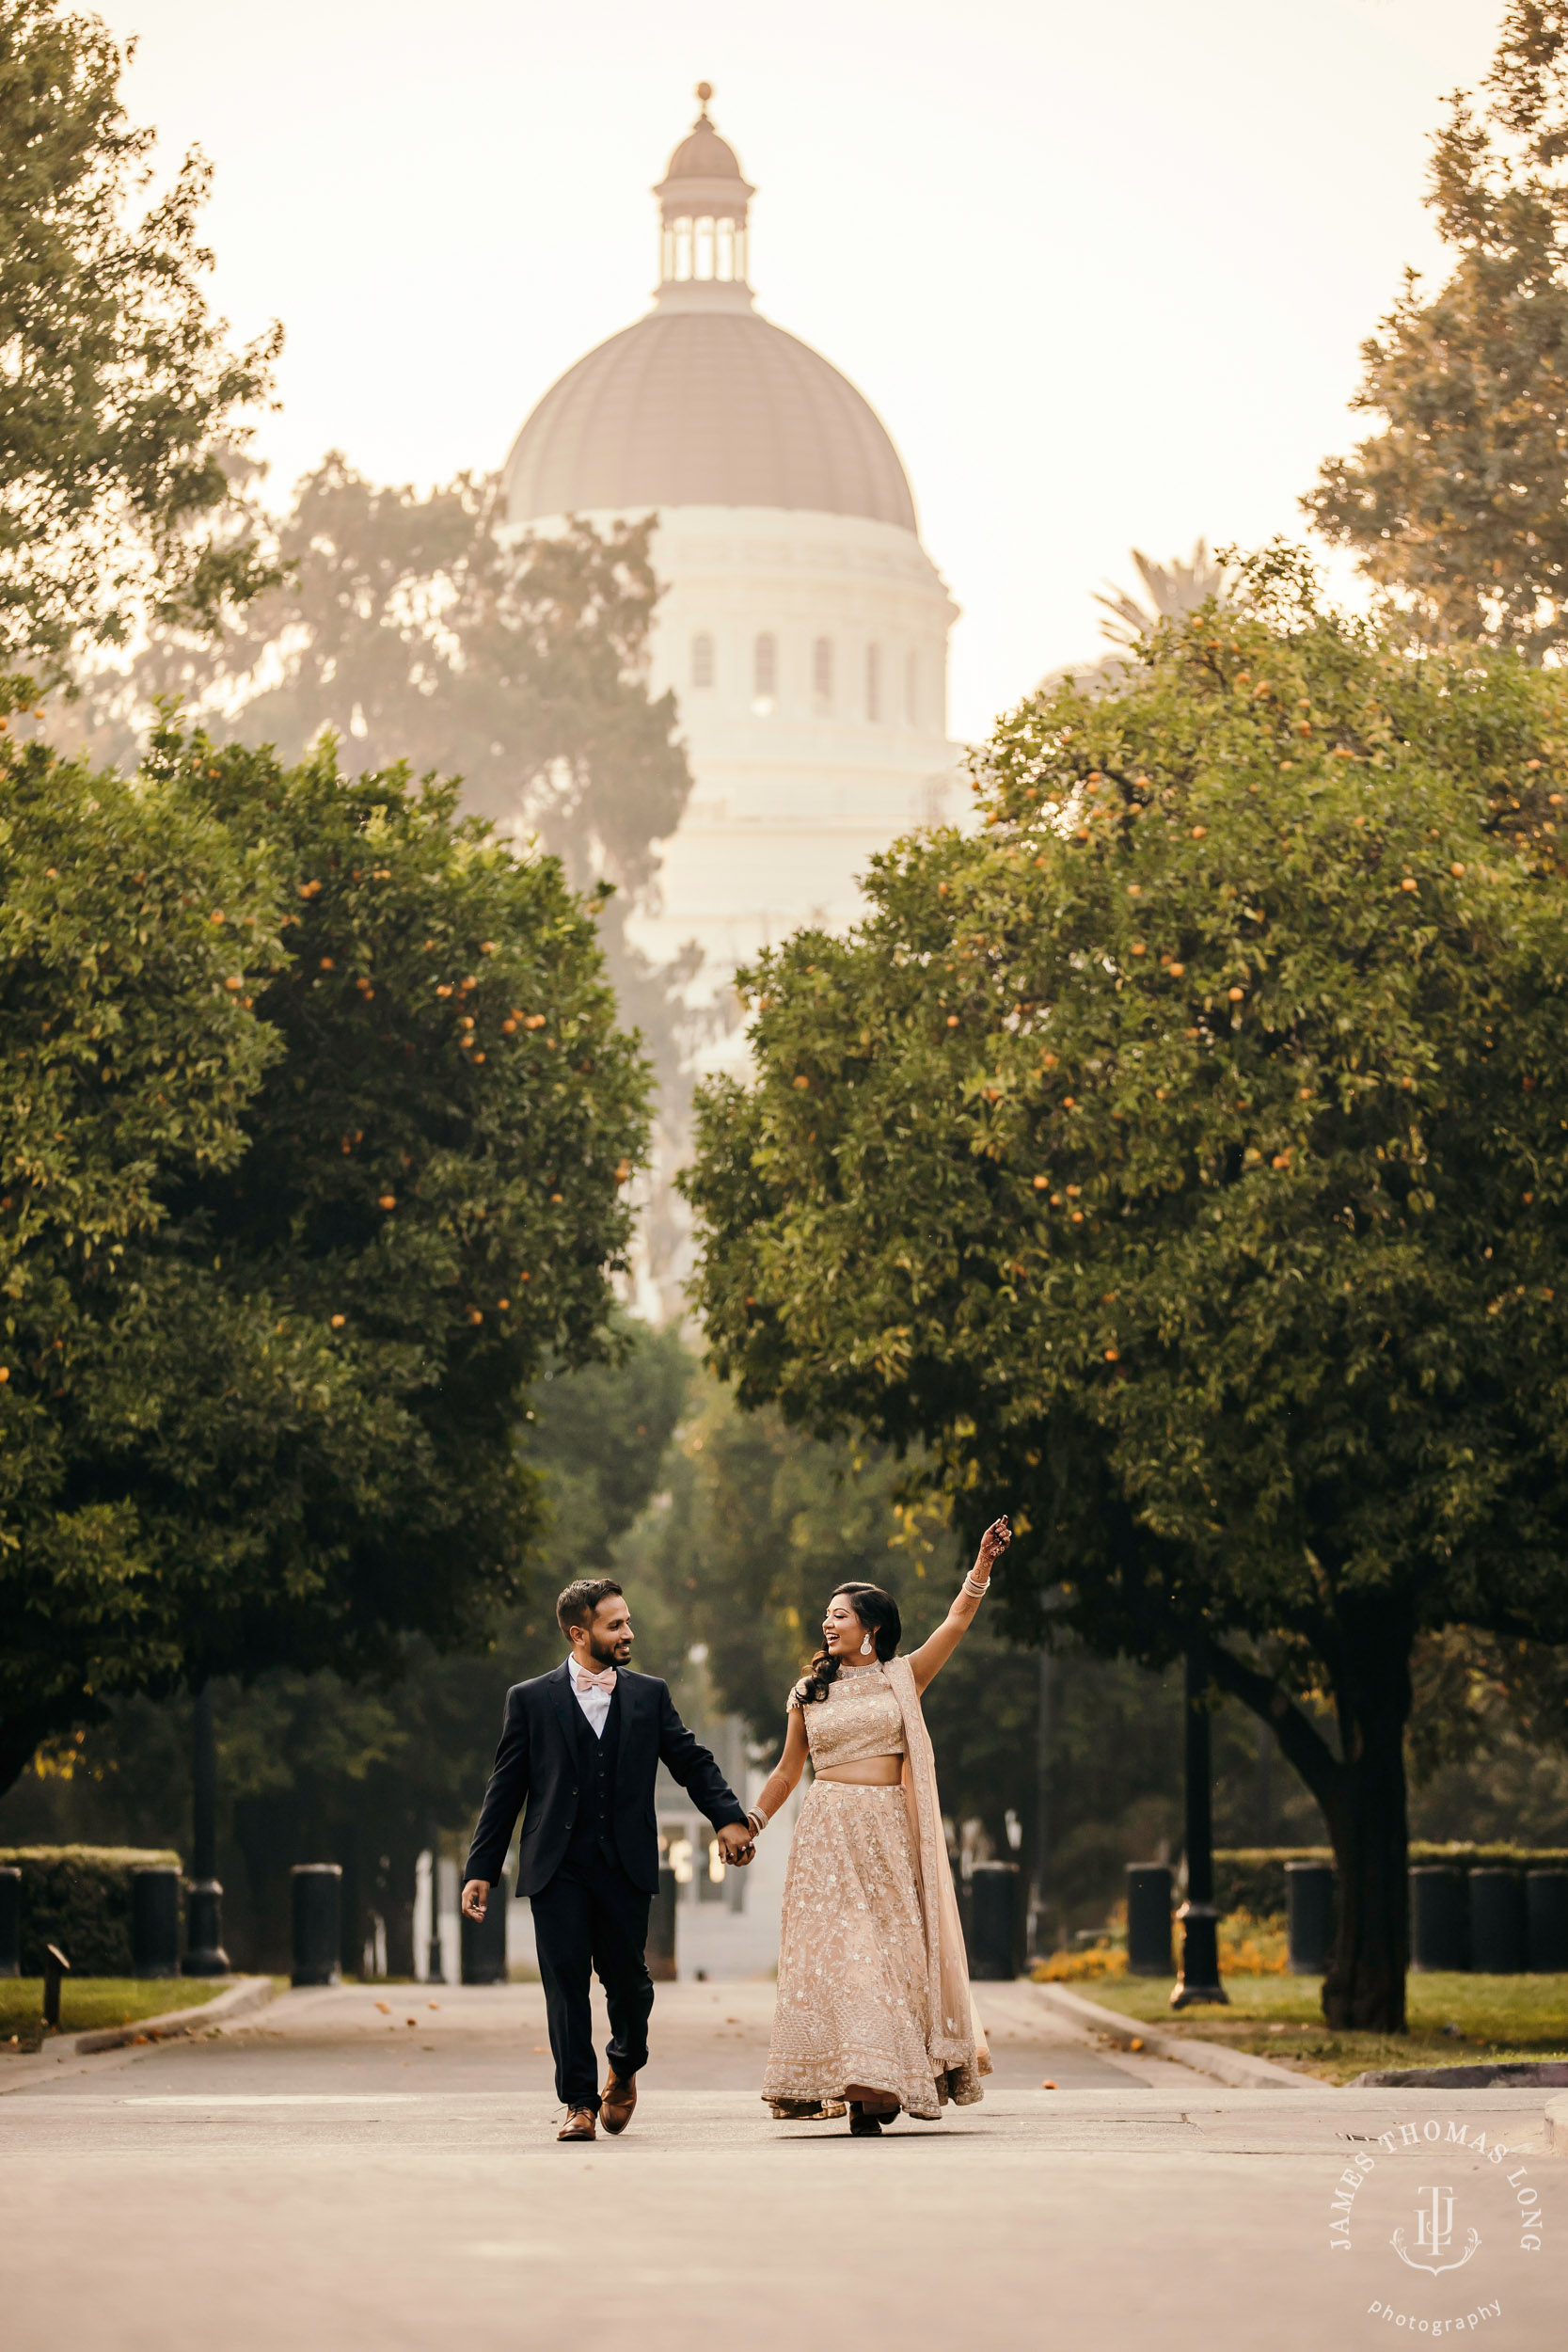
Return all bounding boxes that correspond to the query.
[530,1846,654,2112]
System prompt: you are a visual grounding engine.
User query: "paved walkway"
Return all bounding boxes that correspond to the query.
[3,1981,1558,2351]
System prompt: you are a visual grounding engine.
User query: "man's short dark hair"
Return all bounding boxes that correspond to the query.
[556,1577,624,1637]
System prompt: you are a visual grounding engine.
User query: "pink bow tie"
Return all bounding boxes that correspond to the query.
[575,1668,616,1693]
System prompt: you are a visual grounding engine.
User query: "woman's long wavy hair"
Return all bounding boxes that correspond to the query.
[798,1582,902,1705]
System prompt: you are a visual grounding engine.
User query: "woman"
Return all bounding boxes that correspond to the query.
[744,1515,1011,2136]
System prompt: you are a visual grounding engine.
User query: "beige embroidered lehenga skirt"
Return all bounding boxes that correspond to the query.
[762,1781,943,2121]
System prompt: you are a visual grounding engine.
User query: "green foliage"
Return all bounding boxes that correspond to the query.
[0,2,277,681]
[684,551,1568,2029]
[527,1321,693,1583]
[0,1841,177,1973]
[0,1319,692,1971]
[0,739,282,1784]
[0,718,649,1793]
[1307,5,1568,659]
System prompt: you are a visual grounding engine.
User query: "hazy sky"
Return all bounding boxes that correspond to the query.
[98,0,1500,742]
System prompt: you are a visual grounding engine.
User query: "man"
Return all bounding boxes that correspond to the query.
[461,1577,754,2142]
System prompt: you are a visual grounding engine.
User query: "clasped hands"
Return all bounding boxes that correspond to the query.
[461,1821,753,1921]
[716,1820,756,1867]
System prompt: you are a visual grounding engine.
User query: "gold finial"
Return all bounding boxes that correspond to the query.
[695,80,713,112]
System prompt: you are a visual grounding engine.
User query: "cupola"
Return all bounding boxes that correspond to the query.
[654,84,754,302]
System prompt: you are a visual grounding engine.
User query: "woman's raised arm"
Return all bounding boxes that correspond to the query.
[743,1702,812,1837]
[907,1516,1011,1695]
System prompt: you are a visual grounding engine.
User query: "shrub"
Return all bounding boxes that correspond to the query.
[1213,1849,1334,1917]
[1217,1908,1290,1975]
[0,1844,180,1975]
[1032,1941,1129,1983]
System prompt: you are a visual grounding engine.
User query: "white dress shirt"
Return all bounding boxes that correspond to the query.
[566,1658,614,1740]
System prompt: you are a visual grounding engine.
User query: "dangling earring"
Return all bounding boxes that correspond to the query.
[860,1632,874,1656]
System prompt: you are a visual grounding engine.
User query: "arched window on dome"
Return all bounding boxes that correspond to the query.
[691,632,715,691]
[753,632,777,714]
[905,649,919,728]
[813,637,833,711]
[865,643,882,724]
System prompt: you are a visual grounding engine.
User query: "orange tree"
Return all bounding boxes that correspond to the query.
[0,719,647,1794]
[0,730,277,1788]
[683,553,1568,2031]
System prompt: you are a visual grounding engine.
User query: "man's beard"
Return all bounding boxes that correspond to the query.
[588,1628,631,1666]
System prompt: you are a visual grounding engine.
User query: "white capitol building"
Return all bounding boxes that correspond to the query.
[492,95,957,1954]
[502,87,961,1001]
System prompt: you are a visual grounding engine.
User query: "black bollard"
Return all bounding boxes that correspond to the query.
[1126,1864,1173,1976]
[1526,1870,1568,1972]
[968,1861,1024,1980]
[647,1863,677,1982]
[132,1867,182,1979]
[291,1865,342,1987]
[460,1869,509,1985]
[182,1683,230,1977]
[1171,1635,1227,2010]
[0,1866,19,1978]
[42,1941,70,2031]
[1409,1866,1468,1972]
[1468,1869,1527,1975]
[1285,1860,1335,1975]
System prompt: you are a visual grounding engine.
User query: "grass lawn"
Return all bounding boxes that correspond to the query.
[1080,1971,1568,2085]
[0,1976,231,2057]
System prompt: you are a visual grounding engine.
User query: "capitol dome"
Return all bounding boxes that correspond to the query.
[502,87,958,1039]
[503,311,919,533]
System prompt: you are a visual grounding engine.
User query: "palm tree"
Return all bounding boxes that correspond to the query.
[1093,539,1229,647]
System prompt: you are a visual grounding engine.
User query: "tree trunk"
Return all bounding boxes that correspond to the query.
[1208,1604,1414,2034]
[1320,1608,1415,2032]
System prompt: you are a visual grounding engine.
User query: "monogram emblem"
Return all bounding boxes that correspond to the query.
[1390,2185,1481,2278]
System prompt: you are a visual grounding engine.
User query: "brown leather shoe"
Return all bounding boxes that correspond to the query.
[557,2106,597,2141]
[599,2071,637,2135]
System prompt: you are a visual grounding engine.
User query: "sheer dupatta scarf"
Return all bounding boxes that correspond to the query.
[884,1653,990,2104]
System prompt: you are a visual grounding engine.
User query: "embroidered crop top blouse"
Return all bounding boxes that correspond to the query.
[789,1663,906,1769]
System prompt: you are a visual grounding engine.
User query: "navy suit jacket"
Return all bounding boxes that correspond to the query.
[463,1662,748,1898]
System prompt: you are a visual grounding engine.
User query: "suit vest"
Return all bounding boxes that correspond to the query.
[566,1682,621,1870]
